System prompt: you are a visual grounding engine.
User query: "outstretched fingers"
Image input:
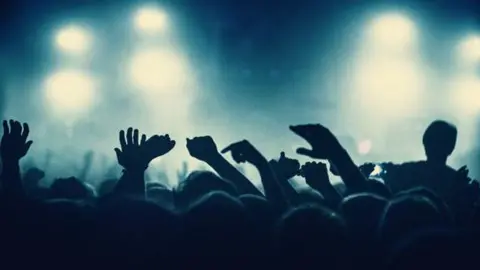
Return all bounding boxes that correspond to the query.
[10,120,21,136]
[126,127,133,145]
[21,123,30,142]
[119,130,127,149]
[3,120,9,136]
[133,129,139,146]
[24,140,33,153]
[296,147,315,157]
[221,141,241,154]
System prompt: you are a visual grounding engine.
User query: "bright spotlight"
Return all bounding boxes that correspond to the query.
[451,75,480,116]
[55,25,91,55]
[44,70,95,114]
[129,48,186,91]
[368,13,416,50]
[134,7,168,34]
[357,139,372,155]
[356,58,423,105]
[370,164,383,177]
[458,35,480,65]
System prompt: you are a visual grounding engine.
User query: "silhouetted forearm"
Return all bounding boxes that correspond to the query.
[277,179,301,204]
[330,148,367,193]
[0,160,25,199]
[255,161,289,210]
[206,154,263,196]
[307,180,342,207]
[114,168,146,198]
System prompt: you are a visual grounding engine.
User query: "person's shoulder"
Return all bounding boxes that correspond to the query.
[444,164,457,173]
[395,161,425,170]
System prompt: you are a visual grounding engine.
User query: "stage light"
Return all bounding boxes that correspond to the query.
[451,75,480,116]
[368,13,416,51]
[129,48,186,91]
[356,58,423,104]
[55,25,91,55]
[358,139,372,155]
[370,164,383,177]
[458,34,480,65]
[44,70,95,114]
[134,6,168,34]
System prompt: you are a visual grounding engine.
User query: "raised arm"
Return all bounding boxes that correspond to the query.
[114,127,175,198]
[300,161,342,207]
[186,136,262,196]
[0,120,33,199]
[290,124,367,193]
[222,140,289,209]
[269,152,302,203]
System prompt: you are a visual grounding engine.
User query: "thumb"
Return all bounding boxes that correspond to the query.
[296,147,315,157]
[25,140,33,151]
[114,148,122,160]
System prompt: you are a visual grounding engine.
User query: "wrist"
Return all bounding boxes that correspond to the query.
[307,179,332,189]
[2,158,19,168]
[203,152,223,164]
[124,164,148,173]
[253,158,270,171]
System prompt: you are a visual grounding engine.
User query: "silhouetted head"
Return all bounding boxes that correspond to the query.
[146,182,174,210]
[23,167,45,190]
[379,194,446,249]
[97,178,118,197]
[182,191,249,259]
[30,199,95,266]
[386,229,472,270]
[340,193,388,268]
[422,120,457,164]
[275,204,348,268]
[396,187,453,225]
[239,194,275,253]
[340,193,388,239]
[174,170,238,209]
[95,197,180,266]
[239,194,274,226]
[49,177,96,201]
[296,187,326,206]
[366,179,392,199]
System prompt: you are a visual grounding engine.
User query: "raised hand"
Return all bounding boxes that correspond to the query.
[455,165,471,185]
[269,152,300,180]
[186,137,262,196]
[359,162,376,177]
[289,124,341,159]
[223,140,288,207]
[299,161,342,207]
[186,136,219,162]
[1,120,33,163]
[221,140,266,166]
[142,134,176,161]
[299,161,331,187]
[114,128,175,171]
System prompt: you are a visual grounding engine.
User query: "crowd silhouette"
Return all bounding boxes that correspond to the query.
[1,118,480,269]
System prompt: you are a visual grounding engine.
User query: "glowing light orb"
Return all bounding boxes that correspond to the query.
[129,48,186,91]
[451,75,480,116]
[55,25,91,55]
[458,35,480,65]
[134,7,168,34]
[368,13,417,50]
[44,70,95,113]
[371,165,383,176]
[358,139,372,155]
